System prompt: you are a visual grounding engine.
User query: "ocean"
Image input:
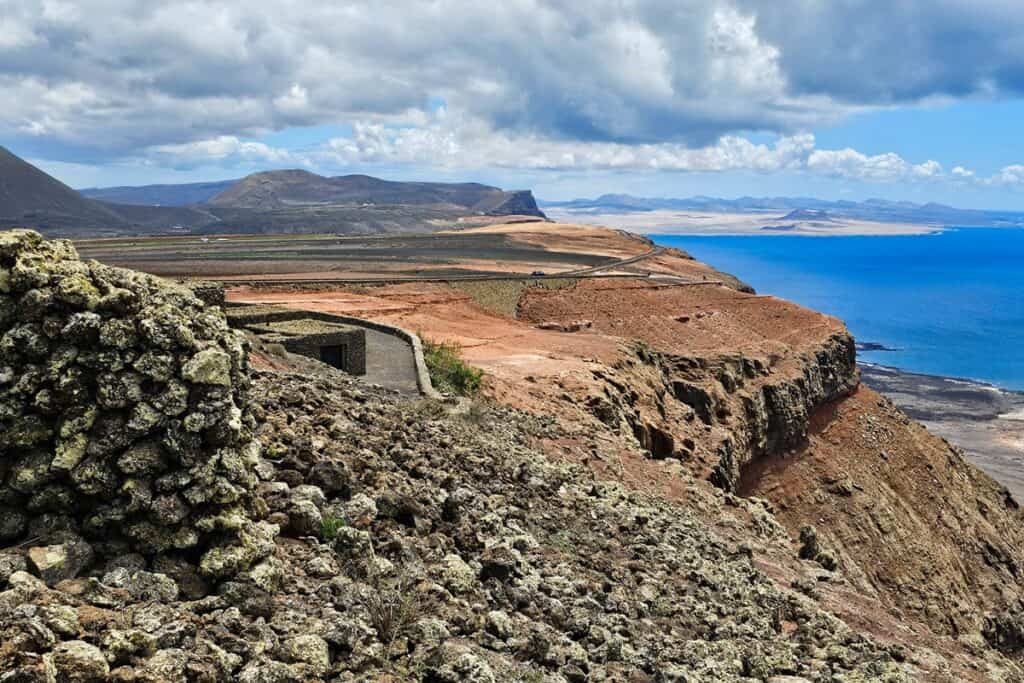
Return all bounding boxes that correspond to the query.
[651,228,1024,391]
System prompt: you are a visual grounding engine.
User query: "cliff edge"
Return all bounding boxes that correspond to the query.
[221,221,1024,680]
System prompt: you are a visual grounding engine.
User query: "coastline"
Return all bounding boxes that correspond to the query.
[544,207,941,236]
[860,362,1024,500]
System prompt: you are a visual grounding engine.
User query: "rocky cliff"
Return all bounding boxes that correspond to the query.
[509,275,1024,675]
[6,229,1024,681]
[483,189,546,218]
[294,252,1024,680]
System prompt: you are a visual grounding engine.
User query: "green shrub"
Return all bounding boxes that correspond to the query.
[320,514,348,541]
[421,337,483,396]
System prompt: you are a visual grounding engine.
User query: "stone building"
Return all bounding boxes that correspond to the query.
[225,304,367,375]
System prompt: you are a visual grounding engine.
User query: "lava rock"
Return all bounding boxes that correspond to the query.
[48,640,109,682]
[27,537,95,586]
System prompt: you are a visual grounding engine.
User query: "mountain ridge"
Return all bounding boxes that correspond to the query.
[0,148,545,236]
[80,179,237,206]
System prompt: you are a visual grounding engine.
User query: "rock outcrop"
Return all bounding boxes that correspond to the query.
[0,230,272,587]
[575,333,859,492]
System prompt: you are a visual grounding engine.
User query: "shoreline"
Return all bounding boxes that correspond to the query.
[859,362,1024,500]
[860,359,1024,405]
[543,207,942,236]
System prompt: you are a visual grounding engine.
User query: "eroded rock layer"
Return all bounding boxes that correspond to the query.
[0,230,272,585]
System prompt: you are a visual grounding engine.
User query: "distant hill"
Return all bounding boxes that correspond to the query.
[0,148,545,237]
[81,180,237,206]
[208,169,543,217]
[779,208,832,222]
[0,147,221,236]
[543,193,1024,227]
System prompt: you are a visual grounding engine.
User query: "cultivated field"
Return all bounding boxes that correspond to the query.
[74,222,659,281]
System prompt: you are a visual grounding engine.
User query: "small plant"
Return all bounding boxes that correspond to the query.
[421,337,483,396]
[320,514,348,541]
[340,539,425,661]
[362,568,423,658]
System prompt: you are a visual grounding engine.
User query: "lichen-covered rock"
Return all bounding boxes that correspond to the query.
[27,536,94,586]
[279,634,330,676]
[47,640,109,682]
[0,229,268,588]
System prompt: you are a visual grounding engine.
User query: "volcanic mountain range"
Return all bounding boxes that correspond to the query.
[0,146,545,237]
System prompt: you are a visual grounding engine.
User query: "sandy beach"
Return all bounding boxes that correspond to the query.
[860,363,1024,500]
[544,207,939,236]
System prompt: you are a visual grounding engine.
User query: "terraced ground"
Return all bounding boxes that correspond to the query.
[73,231,612,279]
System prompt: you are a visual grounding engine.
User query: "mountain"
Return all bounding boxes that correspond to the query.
[80,180,237,206]
[0,146,128,231]
[0,146,220,236]
[0,148,545,237]
[542,193,1024,227]
[779,208,832,222]
[207,169,543,217]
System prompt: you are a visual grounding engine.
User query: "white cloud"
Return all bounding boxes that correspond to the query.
[1,0,1022,196]
[0,16,40,49]
[150,112,977,189]
[952,166,976,178]
[6,0,1023,161]
[986,165,1024,186]
[806,148,945,182]
[312,114,955,183]
[147,136,297,169]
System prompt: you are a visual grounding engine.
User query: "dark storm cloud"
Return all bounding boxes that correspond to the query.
[743,0,1024,104]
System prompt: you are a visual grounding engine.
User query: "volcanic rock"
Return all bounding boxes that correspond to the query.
[0,230,269,588]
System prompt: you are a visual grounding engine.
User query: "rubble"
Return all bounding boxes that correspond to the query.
[0,367,915,681]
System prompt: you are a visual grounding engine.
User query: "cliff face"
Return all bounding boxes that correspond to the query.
[514,276,1024,658]
[575,329,1024,644]
[484,189,547,218]
[575,333,858,487]
[742,386,1024,641]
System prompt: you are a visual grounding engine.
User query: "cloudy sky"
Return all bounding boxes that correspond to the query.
[4,0,1024,207]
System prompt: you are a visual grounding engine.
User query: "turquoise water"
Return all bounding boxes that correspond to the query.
[652,229,1024,391]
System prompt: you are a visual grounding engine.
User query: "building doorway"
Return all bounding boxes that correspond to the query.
[320,344,346,370]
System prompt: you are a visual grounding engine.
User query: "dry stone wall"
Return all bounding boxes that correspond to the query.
[0,229,273,587]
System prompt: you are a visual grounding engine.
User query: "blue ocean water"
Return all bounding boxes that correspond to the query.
[651,229,1024,391]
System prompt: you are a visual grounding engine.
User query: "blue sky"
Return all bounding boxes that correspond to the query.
[4,1,1024,209]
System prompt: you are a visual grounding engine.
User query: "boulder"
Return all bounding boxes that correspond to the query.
[47,640,110,682]
[27,537,95,586]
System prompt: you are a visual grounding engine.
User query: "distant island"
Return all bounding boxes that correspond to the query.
[542,192,1024,236]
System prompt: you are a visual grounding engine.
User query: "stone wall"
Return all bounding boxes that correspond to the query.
[181,280,226,309]
[249,319,367,375]
[0,230,274,588]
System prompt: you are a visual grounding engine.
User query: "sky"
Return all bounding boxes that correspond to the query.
[4,0,1024,208]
